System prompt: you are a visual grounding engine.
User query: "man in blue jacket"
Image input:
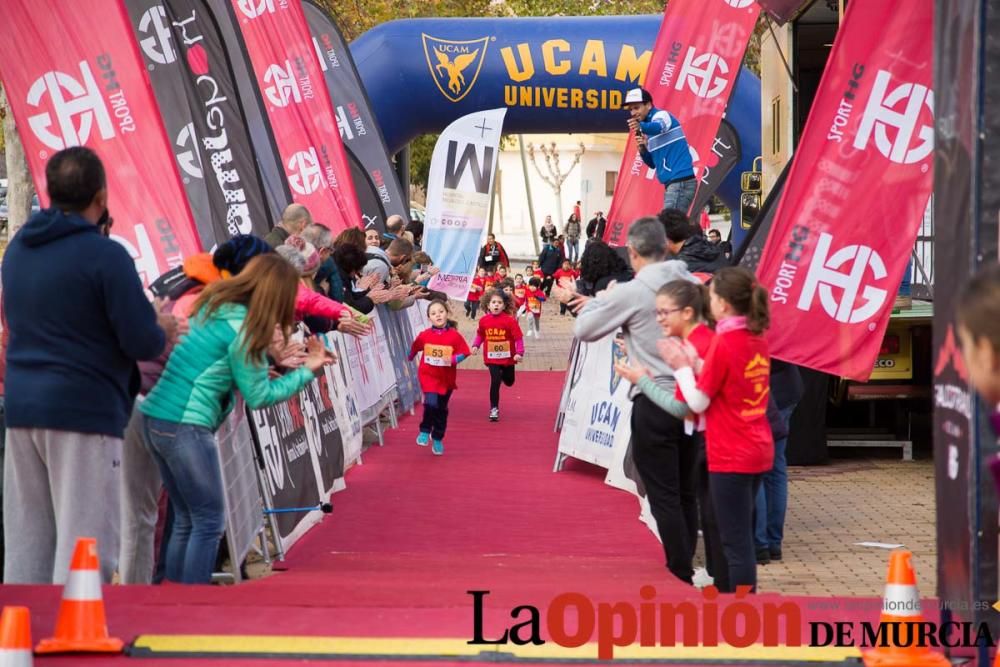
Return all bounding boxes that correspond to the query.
[2,147,179,584]
[625,87,697,214]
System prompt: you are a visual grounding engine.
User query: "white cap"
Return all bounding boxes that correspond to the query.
[624,88,645,105]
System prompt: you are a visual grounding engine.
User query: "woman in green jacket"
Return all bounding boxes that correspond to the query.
[140,254,331,583]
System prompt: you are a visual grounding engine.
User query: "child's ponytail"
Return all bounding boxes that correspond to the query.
[712,266,770,335]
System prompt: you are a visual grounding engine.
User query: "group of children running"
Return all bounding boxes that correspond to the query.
[408,288,527,455]
[465,261,580,337]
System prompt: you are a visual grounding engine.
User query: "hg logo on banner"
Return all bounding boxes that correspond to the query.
[174,123,203,180]
[237,0,283,20]
[264,61,302,107]
[27,62,115,150]
[797,232,888,325]
[138,5,177,65]
[422,34,490,103]
[854,69,934,165]
[676,47,730,99]
[287,148,323,195]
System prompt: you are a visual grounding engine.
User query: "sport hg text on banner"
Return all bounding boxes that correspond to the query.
[604,0,759,246]
[0,0,202,285]
[753,0,933,381]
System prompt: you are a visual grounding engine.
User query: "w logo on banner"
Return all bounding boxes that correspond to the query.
[443,141,494,194]
[26,62,115,150]
[854,69,934,165]
[263,60,301,107]
[422,34,490,103]
[287,148,323,195]
[676,47,730,99]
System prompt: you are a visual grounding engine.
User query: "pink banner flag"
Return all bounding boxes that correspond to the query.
[754,0,933,381]
[0,0,202,285]
[604,0,759,246]
[229,0,361,233]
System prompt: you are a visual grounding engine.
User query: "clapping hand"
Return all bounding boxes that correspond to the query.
[304,337,334,374]
[657,337,698,370]
[356,272,381,291]
[614,359,649,385]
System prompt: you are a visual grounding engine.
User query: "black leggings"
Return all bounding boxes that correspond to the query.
[540,275,555,296]
[465,299,479,318]
[488,365,516,408]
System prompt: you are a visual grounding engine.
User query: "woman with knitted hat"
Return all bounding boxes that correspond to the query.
[278,237,370,337]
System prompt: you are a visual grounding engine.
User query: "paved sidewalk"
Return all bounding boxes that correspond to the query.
[450,296,938,599]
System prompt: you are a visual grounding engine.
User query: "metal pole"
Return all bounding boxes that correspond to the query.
[487,171,498,236]
[519,135,540,256]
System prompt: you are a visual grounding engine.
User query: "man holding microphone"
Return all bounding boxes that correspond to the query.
[624,87,696,214]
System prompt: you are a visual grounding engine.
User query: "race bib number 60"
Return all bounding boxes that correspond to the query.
[487,340,511,360]
[423,343,453,367]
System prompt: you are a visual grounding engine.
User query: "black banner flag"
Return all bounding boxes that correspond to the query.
[127,0,273,246]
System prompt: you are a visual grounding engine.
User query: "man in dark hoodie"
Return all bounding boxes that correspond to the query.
[2,147,179,584]
[658,208,728,274]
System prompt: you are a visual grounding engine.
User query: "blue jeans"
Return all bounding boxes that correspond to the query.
[566,239,579,262]
[140,416,224,584]
[755,404,796,552]
[663,178,697,213]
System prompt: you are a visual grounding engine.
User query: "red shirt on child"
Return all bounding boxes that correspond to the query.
[697,324,773,474]
[525,288,545,315]
[409,326,471,395]
[512,284,528,307]
[474,313,524,367]
[469,277,486,300]
[552,268,575,285]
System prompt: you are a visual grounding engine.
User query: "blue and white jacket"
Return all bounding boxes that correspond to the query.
[638,107,695,186]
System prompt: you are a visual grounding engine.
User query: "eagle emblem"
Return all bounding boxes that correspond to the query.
[422,34,490,103]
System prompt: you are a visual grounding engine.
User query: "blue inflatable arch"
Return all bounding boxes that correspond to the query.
[352,15,761,238]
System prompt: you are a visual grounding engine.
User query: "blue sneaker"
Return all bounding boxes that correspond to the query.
[432,439,444,456]
[416,432,430,447]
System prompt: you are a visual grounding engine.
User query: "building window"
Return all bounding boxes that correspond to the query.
[605,171,618,197]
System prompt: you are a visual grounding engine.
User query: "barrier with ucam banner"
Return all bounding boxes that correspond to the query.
[554,330,658,539]
[214,304,428,567]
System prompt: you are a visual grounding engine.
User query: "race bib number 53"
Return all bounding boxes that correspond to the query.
[487,341,511,360]
[423,343,453,367]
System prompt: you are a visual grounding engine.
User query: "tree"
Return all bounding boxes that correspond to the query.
[526,141,584,223]
[0,84,35,240]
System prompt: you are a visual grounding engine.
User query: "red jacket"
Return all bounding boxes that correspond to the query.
[295,282,349,322]
[409,326,470,394]
[473,313,524,366]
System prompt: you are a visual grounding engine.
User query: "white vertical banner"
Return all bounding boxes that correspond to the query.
[424,108,507,301]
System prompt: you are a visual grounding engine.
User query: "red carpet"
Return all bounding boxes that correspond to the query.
[0,370,905,664]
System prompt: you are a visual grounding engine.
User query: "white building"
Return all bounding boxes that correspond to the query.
[490,133,626,260]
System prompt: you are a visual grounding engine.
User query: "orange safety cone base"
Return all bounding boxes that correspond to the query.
[862,646,952,667]
[35,636,124,654]
[0,606,32,651]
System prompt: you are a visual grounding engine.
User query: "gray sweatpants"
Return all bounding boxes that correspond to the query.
[118,400,161,584]
[3,428,121,584]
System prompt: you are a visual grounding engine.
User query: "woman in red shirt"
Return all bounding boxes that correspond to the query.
[409,300,471,455]
[472,290,524,422]
[660,267,773,593]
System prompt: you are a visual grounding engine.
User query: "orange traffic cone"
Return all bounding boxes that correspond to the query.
[862,549,949,666]
[0,606,33,667]
[35,538,123,654]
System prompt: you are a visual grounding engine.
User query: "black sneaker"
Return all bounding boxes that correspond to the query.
[769,547,782,562]
[755,547,771,565]
[489,407,499,422]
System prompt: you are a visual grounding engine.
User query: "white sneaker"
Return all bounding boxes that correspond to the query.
[692,567,714,589]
